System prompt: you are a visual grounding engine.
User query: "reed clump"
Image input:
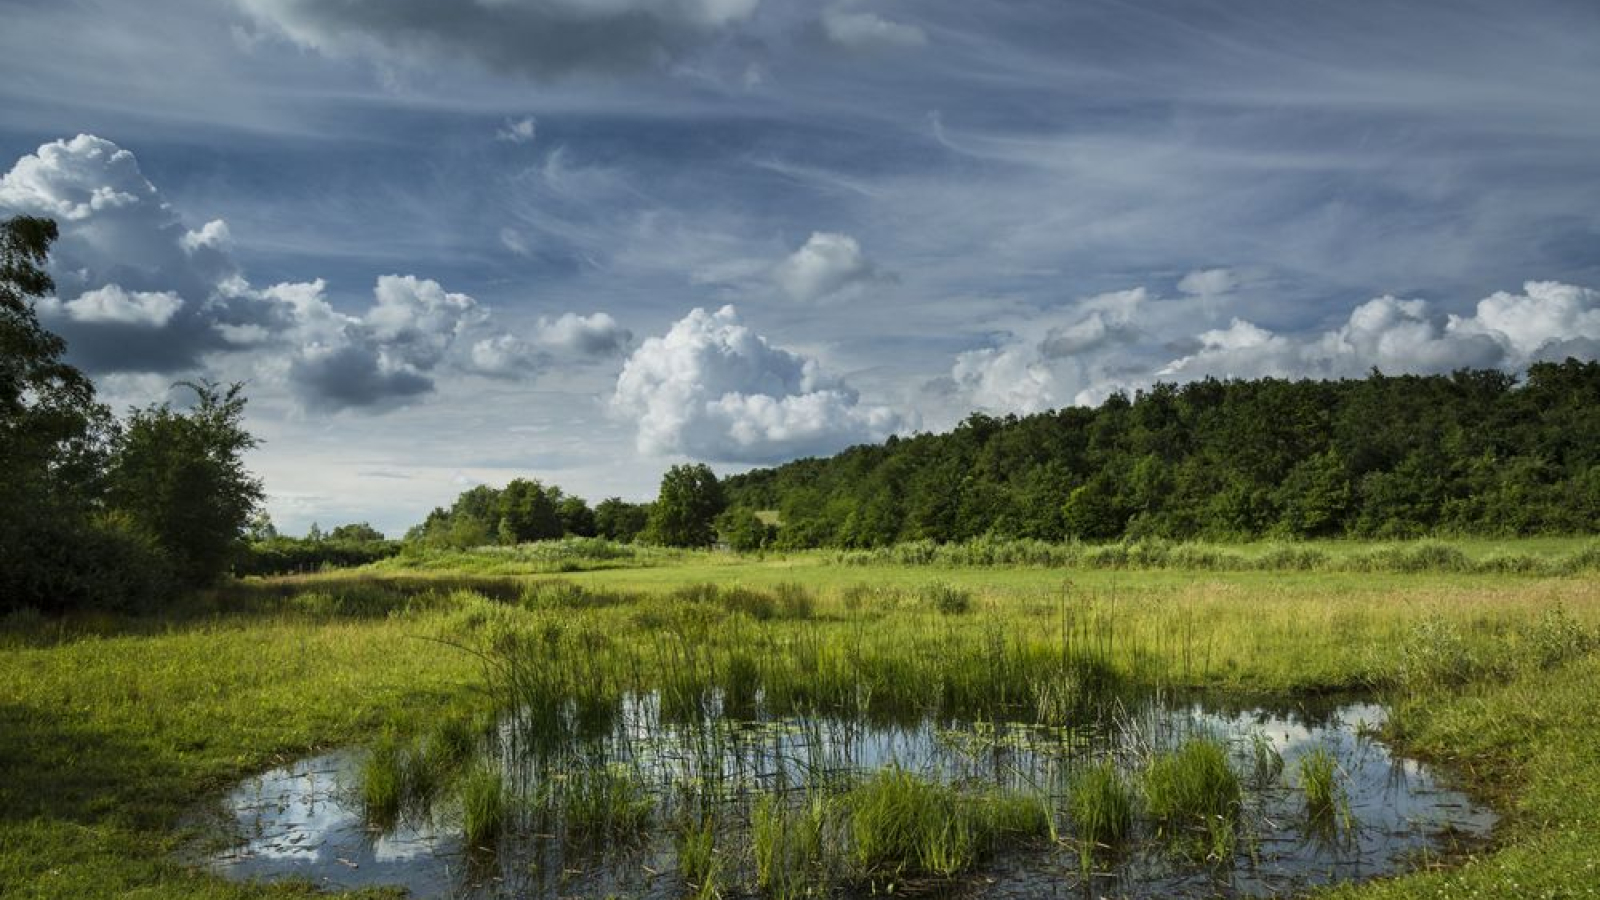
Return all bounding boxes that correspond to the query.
[846,766,1049,880]
[459,763,506,850]
[1298,746,1350,829]
[1069,759,1136,866]
[1143,738,1242,859]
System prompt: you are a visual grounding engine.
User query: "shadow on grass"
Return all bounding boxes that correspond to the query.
[0,701,186,830]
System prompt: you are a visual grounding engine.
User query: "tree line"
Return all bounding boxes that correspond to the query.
[405,463,729,550]
[720,363,1600,547]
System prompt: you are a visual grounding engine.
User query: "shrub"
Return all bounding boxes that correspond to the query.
[919,582,974,615]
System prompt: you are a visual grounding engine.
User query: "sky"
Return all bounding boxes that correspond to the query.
[3,0,1599,536]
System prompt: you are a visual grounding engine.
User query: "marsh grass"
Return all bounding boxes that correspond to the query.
[459,763,506,850]
[1248,732,1284,787]
[1069,759,1136,867]
[1143,738,1242,860]
[554,762,654,842]
[1298,746,1351,831]
[753,792,831,899]
[360,733,405,826]
[847,766,1050,880]
[920,582,974,615]
[833,536,1600,576]
[676,815,720,899]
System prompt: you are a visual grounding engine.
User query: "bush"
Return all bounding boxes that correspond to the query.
[919,582,973,615]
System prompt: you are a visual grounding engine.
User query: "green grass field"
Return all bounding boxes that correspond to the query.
[2,541,1598,898]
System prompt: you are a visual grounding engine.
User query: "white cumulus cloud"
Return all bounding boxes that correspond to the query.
[612,305,902,461]
[1158,283,1600,383]
[773,231,884,302]
[63,285,184,327]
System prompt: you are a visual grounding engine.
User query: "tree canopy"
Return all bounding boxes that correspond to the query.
[2,216,266,612]
[722,365,1600,546]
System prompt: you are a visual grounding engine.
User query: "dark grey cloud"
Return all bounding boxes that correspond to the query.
[236,0,762,79]
[289,343,434,411]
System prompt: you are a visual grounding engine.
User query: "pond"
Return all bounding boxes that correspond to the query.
[202,695,1494,899]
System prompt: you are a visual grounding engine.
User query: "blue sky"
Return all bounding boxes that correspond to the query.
[3,0,1599,535]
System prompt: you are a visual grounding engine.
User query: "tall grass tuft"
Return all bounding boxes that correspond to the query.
[1298,746,1350,829]
[1069,760,1136,867]
[459,763,506,851]
[557,763,654,841]
[753,793,829,899]
[1143,738,1241,860]
[676,816,720,900]
[919,582,974,615]
[1248,732,1284,787]
[847,766,1049,879]
[360,734,405,826]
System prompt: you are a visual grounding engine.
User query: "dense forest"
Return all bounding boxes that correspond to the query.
[722,364,1600,547]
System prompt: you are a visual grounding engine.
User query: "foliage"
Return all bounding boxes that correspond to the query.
[715,505,773,552]
[235,535,400,576]
[724,366,1600,546]
[595,496,651,542]
[648,463,726,547]
[104,381,264,588]
[3,217,263,610]
[409,479,607,549]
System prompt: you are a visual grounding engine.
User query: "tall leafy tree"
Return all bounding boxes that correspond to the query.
[1,216,128,611]
[105,381,265,587]
[594,497,651,542]
[648,463,725,547]
[498,478,562,543]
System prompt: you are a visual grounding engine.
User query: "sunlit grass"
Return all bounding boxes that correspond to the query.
[0,539,1598,898]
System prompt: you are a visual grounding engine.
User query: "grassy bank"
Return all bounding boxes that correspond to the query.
[1,542,1597,898]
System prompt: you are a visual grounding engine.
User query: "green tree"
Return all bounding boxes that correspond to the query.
[498,478,562,543]
[557,495,597,537]
[105,381,265,588]
[647,463,725,547]
[1275,449,1352,537]
[716,507,772,552]
[1,216,160,612]
[329,522,385,543]
[594,497,651,542]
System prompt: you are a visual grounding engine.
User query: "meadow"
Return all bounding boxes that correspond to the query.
[2,539,1599,899]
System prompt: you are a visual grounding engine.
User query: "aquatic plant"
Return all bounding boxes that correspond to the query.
[846,766,1049,880]
[676,815,720,899]
[753,792,830,899]
[1070,759,1136,866]
[360,734,405,826]
[1143,738,1241,859]
[557,763,654,841]
[459,763,506,850]
[1298,745,1350,829]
